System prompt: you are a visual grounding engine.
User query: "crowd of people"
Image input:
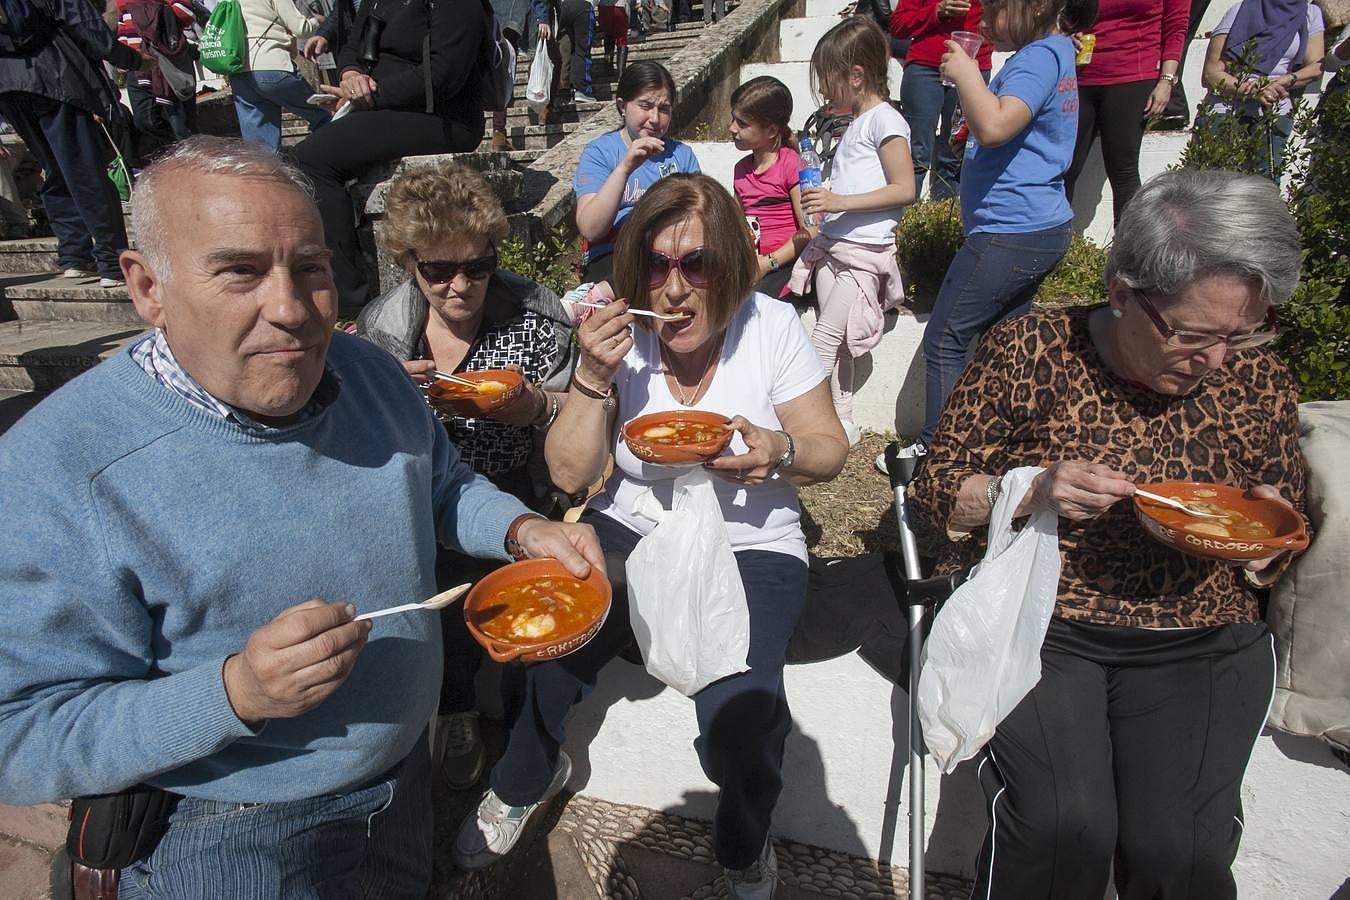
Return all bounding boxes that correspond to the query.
[0,0,1336,899]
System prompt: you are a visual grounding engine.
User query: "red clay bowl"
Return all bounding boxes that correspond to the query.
[425,369,524,418]
[622,410,734,465]
[1133,481,1309,562]
[463,558,612,663]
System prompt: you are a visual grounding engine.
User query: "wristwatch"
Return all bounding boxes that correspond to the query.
[773,430,795,470]
[766,255,781,272]
[505,513,545,560]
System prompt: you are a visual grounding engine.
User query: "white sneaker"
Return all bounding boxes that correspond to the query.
[723,839,779,900]
[433,710,486,790]
[62,267,97,279]
[452,751,572,871]
[840,420,862,447]
[98,276,125,289]
[874,442,926,475]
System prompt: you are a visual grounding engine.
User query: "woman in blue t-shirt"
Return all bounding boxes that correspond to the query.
[911,0,1091,453]
[573,61,701,281]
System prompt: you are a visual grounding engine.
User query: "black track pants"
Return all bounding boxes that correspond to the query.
[970,616,1275,900]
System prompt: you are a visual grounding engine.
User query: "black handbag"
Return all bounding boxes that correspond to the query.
[66,786,178,870]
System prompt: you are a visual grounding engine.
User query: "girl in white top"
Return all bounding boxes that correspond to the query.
[796,16,915,442]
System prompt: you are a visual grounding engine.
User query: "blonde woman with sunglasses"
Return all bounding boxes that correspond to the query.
[454,174,848,900]
[354,160,577,794]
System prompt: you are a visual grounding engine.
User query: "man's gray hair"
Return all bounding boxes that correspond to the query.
[1104,169,1302,305]
[130,136,316,273]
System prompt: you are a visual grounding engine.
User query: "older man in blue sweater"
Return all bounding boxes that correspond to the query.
[0,136,601,897]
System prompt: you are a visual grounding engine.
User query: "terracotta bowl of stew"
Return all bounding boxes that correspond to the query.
[425,369,524,418]
[622,410,734,465]
[463,558,612,663]
[1133,481,1309,562]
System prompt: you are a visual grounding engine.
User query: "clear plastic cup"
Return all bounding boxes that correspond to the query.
[943,30,984,86]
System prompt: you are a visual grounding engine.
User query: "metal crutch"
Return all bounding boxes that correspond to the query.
[881,442,971,900]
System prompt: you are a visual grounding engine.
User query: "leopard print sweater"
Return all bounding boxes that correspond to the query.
[909,306,1307,629]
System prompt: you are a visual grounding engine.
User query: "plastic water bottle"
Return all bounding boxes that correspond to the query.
[798,136,823,227]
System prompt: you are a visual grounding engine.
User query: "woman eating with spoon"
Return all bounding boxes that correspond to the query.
[909,169,1310,900]
[354,160,577,793]
[454,174,848,899]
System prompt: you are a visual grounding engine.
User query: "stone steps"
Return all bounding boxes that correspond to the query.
[2,274,139,327]
[0,318,144,393]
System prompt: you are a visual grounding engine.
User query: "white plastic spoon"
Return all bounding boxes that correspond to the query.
[572,300,691,322]
[355,583,472,621]
[1134,488,1223,519]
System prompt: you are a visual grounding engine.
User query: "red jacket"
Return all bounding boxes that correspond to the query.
[892,0,993,70]
[116,0,196,51]
[1077,0,1191,86]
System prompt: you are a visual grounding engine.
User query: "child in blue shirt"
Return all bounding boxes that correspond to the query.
[913,0,1087,453]
[573,61,700,281]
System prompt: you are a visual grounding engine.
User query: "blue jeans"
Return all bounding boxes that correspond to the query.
[489,512,808,870]
[0,93,128,279]
[230,70,331,153]
[901,63,987,200]
[920,223,1071,446]
[118,736,433,899]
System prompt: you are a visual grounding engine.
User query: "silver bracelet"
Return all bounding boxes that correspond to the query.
[986,474,1002,509]
[535,393,560,429]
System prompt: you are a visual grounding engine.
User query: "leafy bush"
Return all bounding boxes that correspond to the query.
[1035,232,1108,307]
[894,198,963,297]
[1179,55,1349,401]
[498,227,582,296]
[1279,84,1350,400]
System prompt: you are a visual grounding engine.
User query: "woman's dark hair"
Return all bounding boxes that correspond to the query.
[730,76,794,152]
[612,174,758,336]
[982,0,1062,48]
[616,61,678,104]
[1059,0,1098,35]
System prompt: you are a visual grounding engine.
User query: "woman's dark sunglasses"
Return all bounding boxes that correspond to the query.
[647,247,710,288]
[415,248,498,284]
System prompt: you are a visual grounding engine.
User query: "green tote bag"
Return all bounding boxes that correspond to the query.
[199,0,246,75]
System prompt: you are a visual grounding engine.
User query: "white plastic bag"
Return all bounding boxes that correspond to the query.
[625,467,750,695]
[917,466,1061,773]
[525,37,552,115]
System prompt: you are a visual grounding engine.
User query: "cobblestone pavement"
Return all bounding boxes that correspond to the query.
[428,722,972,900]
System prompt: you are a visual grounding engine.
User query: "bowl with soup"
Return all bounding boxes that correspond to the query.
[623,410,734,465]
[1132,481,1309,561]
[425,369,524,418]
[463,558,612,662]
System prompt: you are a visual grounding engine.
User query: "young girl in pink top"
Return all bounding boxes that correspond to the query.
[730,76,810,299]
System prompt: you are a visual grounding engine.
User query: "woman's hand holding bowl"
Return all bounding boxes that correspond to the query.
[490,365,550,427]
[576,294,634,388]
[1240,483,1297,577]
[1020,460,1135,521]
[703,416,787,486]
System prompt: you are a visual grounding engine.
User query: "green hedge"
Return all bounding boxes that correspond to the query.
[894,199,1106,306]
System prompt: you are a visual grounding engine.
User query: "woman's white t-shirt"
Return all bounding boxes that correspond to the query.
[592,293,827,562]
[821,100,911,246]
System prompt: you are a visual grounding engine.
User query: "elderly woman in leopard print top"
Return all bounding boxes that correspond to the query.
[910,169,1309,900]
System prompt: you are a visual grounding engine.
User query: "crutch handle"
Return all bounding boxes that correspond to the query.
[907,569,972,609]
[881,442,922,488]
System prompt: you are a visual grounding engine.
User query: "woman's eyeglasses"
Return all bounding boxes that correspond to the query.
[647,248,709,288]
[1132,290,1279,351]
[415,248,498,284]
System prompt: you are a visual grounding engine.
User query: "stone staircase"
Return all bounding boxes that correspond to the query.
[0,12,725,419]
